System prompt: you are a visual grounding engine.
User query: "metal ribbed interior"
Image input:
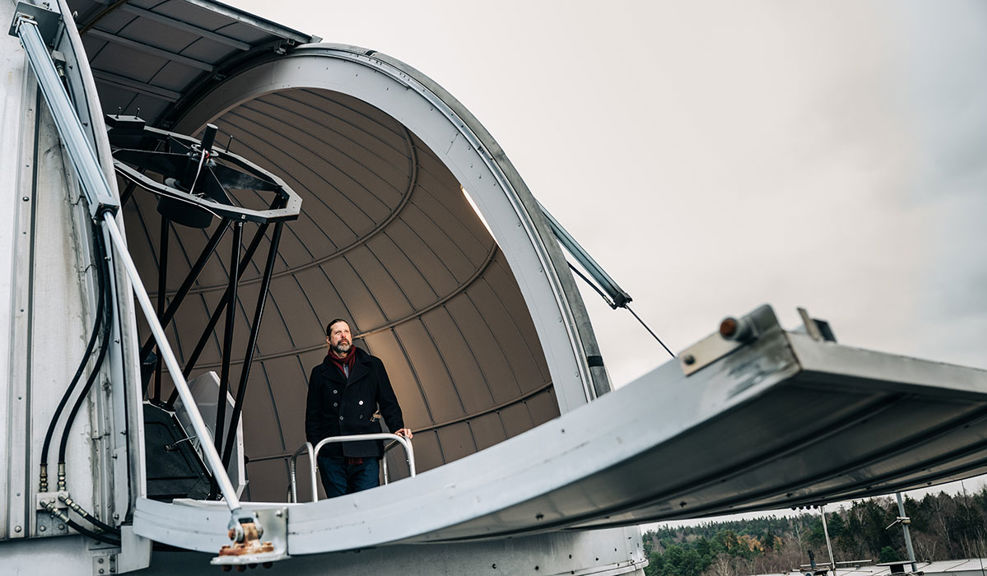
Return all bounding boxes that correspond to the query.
[68,0,566,501]
[125,88,558,500]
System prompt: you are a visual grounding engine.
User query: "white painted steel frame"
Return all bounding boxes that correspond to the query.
[131,322,987,554]
[102,215,243,519]
[12,12,117,220]
[1,6,34,539]
[12,1,250,539]
[53,0,149,536]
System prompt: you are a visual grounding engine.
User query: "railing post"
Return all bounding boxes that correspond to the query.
[307,433,416,501]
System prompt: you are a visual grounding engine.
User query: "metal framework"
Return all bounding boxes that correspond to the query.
[11,2,299,562]
[107,117,301,470]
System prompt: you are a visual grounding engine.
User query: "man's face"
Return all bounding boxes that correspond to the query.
[327,321,352,357]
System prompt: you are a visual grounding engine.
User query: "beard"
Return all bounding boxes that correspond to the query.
[331,340,351,356]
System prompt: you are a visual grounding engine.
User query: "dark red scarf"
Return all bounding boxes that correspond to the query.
[329,346,356,379]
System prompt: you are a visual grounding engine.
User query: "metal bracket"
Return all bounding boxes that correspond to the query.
[92,549,118,576]
[679,331,746,376]
[35,490,70,511]
[211,508,289,567]
[8,2,62,46]
[34,491,71,538]
[679,305,783,376]
[797,307,837,343]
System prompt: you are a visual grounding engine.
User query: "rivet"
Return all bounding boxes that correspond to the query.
[682,354,696,365]
[39,525,46,532]
[14,525,21,533]
[22,196,29,201]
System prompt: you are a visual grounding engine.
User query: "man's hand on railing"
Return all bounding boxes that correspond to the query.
[394,428,413,439]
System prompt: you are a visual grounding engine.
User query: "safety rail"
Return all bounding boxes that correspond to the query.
[287,443,317,503]
[289,433,416,503]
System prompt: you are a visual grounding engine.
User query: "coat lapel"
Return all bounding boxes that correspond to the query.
[321,355,346,386]
[346,348,371,386]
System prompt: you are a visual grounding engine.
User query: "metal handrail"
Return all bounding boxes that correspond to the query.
[288,443,317,503]
[290,433,416,503]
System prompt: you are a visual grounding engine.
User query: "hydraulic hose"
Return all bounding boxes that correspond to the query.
[39,221,107,491]
[56,224,113,478]
[41,500,120,546]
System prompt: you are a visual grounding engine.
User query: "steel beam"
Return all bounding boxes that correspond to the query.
[214,222,242,457]
[222,222,283,466]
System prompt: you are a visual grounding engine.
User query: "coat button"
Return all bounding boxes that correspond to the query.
[332,402,338,407]
[332,389,338,394]
[339,416,344,421]
[358,400,364,406]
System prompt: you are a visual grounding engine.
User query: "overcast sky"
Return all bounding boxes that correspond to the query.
[233,0,987,520]
[237,0,986,386]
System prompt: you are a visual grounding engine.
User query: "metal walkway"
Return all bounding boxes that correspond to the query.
[134,305,987,554]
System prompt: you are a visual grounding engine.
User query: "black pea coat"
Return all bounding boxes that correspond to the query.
[305,346,405,459]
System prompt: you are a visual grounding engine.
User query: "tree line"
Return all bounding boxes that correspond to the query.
[642,488,987,576]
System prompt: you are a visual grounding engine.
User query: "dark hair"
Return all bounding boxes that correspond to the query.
[325,318,349,336]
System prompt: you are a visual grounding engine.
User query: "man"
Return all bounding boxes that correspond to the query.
[305,318,412,498]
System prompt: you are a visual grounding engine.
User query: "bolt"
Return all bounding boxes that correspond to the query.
[14,526,21,533]
[58,524,66,531]
[682,354,696,365]
[39,525,46,532]
[98,558,104,564]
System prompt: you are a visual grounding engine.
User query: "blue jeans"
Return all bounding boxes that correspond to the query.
[317,455,380,498]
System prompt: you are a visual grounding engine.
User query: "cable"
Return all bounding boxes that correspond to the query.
[41,501,120,546]
[51,223,124,537]
[39,221,107,491]
[568,263,676,358]
[59,494,119,535]
[568,262,617,308]
[626,304,675,359]
[56,223,113,483]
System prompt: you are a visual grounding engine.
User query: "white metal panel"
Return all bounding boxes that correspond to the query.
[1,1,34,537]
[131,317,987,553]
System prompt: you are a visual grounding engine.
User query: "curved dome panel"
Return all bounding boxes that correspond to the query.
[126,78,578,499]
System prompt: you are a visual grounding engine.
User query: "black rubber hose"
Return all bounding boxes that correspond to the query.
[60,494,119,535]
[57,226,112,468]
[53,224,123,537]
[40,222,107,480]
[42,501,120,546]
